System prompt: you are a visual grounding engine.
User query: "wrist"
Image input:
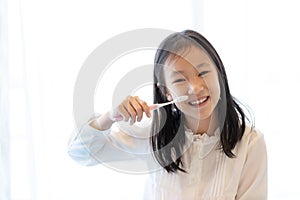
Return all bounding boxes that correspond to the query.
[89,112,114,131]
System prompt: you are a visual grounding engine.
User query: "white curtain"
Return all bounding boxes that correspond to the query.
[1,0,37,199]
[0,0,10,198]
[2,0,300,199]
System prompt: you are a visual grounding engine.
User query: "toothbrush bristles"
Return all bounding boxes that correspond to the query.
[174,95,188,102]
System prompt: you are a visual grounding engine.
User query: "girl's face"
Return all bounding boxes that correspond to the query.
[163,45,220,127]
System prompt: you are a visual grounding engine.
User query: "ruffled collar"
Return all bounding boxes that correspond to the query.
[184,126,221,159]
[185,126,220,143]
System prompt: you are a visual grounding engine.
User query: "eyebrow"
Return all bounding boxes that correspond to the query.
[170,63,209,77]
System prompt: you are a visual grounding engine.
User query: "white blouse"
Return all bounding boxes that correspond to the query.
[68,119,267,200]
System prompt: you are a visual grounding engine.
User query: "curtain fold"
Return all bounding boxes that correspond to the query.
[1,0,37,199]
[0,0,11,198]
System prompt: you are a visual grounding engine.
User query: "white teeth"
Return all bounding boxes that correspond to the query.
[190,97,208,105]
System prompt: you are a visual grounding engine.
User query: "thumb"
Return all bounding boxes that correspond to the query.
[109,108,123,122]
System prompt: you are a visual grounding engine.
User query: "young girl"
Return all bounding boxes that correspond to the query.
[68,30,267,199]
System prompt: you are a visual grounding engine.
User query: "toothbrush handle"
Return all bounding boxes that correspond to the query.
[149,104,158,110]
[112,104,159,122]
[111,96,185,121]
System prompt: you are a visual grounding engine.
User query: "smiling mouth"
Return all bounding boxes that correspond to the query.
[188,96,209,105]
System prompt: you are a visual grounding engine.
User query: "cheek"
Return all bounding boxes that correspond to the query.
[167,84,188,97]
[207,79,221,103]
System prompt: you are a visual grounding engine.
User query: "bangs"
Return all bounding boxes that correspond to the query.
[154,35,199,84]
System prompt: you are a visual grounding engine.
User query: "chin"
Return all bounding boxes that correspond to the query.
[183,110,213,122]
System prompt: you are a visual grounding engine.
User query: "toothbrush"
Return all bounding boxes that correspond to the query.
[148,95,188,110]
[112,95,188,121]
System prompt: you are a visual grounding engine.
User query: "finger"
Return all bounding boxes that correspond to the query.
[135,96,151,118]
[130,96,144,122]
[124,97,138,123]
[117,104,131,122]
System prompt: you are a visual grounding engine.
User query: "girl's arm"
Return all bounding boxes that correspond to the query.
[68,96,153,168]
[67,113,111,166]
[68,113,151,167]
[236,130,268,199]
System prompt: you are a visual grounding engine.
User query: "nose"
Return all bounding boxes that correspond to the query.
[187,77,205,95]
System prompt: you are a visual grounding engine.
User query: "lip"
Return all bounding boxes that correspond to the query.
[188,96,210,107]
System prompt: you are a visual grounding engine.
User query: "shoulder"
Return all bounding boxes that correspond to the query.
[241,125,265,145]
[235,125,267,155]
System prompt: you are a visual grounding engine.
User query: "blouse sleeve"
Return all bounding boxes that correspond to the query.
[236,130,268,199]
[67,115,152,168]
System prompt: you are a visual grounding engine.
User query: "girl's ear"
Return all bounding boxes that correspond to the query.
[166,93,173,101]
[158,83,173,101]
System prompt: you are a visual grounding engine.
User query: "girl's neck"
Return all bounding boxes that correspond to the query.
[184,113,218,136]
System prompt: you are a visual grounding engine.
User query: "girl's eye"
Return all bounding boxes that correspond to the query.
[172,78,186,84]
[199,71,209,77]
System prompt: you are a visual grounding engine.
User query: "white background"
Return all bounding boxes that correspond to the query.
[4,0,300,199]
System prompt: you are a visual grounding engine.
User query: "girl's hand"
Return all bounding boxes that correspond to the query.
[111,96,151,125]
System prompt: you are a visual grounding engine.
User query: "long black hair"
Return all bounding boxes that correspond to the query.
[150,30,250,173]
